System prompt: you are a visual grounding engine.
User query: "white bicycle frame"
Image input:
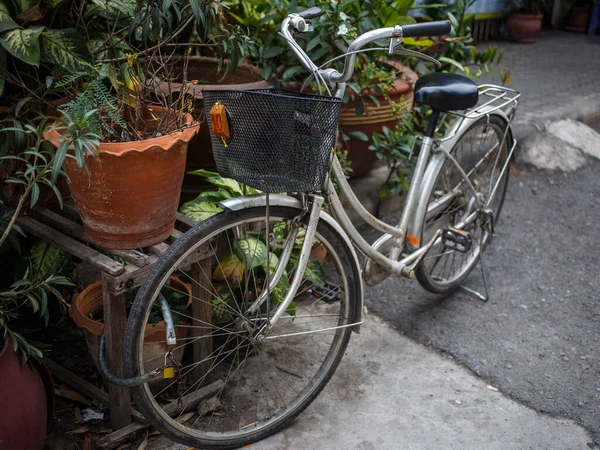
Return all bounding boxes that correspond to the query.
[220,15,520,336]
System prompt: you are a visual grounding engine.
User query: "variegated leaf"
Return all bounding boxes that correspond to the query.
[40,28,92,73]
[0,25,43,66]
[0,1,19,34]
[0,47,6,97]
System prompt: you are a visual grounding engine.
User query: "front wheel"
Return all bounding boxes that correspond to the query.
[415,115,512,294]
[124,205,361,449]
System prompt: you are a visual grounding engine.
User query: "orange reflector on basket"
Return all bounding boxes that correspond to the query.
[209,103,231,140]
[406,235,419,246]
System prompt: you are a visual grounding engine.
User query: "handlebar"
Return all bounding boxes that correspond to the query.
[296,7,324,20]
[281,8,451,89]
[401,20,451,37]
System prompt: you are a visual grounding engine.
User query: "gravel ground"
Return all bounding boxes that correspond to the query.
[361,154,600,442]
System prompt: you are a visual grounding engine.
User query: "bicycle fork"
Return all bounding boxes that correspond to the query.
[248,195,325,336]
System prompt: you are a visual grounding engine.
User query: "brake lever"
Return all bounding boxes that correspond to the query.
[389,42,441,68]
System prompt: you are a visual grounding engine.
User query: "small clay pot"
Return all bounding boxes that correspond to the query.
[70,277,191,375]
[506,13,544,42]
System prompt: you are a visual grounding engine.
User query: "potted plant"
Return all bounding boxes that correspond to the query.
[563,0,594,32]
[2,0,254,249]
[0,239,72,450]
[70,277,192,375]
[164,56,272,201]
[234,0,424,177]
[506,0,550,41]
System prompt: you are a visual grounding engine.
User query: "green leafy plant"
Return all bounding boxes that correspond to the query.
[0,240,73,362]
[511,0,551,15]
[0,115,85,247]
[0,0,93,99]
[415,0,510,82]
[180,170,327,321]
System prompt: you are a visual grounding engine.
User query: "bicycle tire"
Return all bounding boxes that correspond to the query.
[124,205,361,449]
[415,114,512,294]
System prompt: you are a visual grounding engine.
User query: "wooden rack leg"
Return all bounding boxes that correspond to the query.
[102,273,132,429]
[191,259,213,381]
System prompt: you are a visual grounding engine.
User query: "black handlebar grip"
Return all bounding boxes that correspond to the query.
[401,20,452,38]
[296,7,323,20]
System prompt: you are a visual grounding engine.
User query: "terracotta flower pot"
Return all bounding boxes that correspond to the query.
[45,108,199,249]
[162,56,273,201]
[564,7,592,33]
[340,61,418,178]
[0,336,50,450]
[506,13,543,42]
[70,277,191,376]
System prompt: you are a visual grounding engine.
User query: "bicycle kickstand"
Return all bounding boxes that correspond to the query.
[459,222,491,302]
[459,252,489,302]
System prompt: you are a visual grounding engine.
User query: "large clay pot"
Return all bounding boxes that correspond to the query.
[70,277,191,375]
[165,57,272,201]
[506,13,543,42]
[45,108,199,249]
[0,336,49,450]
[339,61,417,178]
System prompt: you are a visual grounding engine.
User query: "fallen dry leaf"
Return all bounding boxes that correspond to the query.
[75,408,84,424]
[67,427,91,435]
[198,396,221,418]
[137,433,148,450]
[176,412,196,424]
[56,384,91,406]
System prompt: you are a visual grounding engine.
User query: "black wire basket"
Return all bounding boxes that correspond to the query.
[203,89,342,193]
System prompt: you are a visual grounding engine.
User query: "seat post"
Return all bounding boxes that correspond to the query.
[425,110,441,138]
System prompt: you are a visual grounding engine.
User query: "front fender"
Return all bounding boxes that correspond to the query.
[220,194,364,332]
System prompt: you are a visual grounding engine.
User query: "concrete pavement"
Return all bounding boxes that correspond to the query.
[150,315,593,450]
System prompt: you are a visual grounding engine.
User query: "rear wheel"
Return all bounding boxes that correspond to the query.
[124,205,361,449]
[416,115,511,294]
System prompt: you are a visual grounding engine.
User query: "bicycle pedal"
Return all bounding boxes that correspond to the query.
[309,282,341,303]
[442,227,472,253]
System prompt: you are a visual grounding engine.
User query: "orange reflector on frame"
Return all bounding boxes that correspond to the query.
[406,235,419,246]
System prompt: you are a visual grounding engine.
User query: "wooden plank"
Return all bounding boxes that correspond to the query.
[16,215,124,276]
[170,229,184,240]
[102,273,132,430]
[176,212,197,230]
[63,199,80,216]
[34,208,149,267]
[105,255,159,296]
[44,358,110,406]
[43,358,146,422]
[96,380,225,450]
[106,243,215,297]
[148,242,170,256]
[191,260,213,380]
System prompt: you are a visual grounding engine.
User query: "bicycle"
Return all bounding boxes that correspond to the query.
[103,7,520,449]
